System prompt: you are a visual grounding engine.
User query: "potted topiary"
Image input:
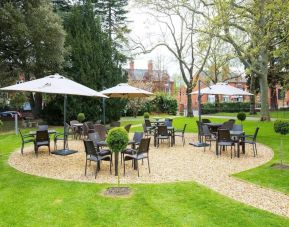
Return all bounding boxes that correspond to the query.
[237,112,246,125]
[274,120,289,166]
[105,127,130,196]
[144,112,150,119]
[77,113,85,123]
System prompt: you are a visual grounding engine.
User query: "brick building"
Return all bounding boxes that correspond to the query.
[126,60,174,95]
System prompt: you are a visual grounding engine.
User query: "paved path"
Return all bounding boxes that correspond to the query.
[9,134,289,218]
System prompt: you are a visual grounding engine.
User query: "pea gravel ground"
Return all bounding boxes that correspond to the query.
[8,133,289,218]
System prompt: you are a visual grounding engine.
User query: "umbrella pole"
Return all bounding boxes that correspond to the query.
[190,80,209,147]
[52,94,78,156]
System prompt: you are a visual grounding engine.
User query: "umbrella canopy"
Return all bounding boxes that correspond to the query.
[191,83,253,96]
[0,73,107,98]
[101,83,153,98]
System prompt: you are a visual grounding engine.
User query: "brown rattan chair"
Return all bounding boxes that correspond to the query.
[94,124,107,141]
[19,129,35,155]
[156,125,170,147]
[202,124,216,151]
[110,121,121,128]
[240,127,259,157]
[123,137,151,177]
[88,132,111,158]
[174,124,187,146]
[83,139,112,178]
[35,130,50,157]
[219,121,234,130]
[122,132,144,164]
[217,129,235,158]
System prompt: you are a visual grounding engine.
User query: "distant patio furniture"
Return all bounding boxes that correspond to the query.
[155,125,170,148]
[35,130,50,157]
[83,121,95,138]
[19,129,35,155]
[94,124,107,142]
[202,125,216,152]
[38,124,48,131]
[201,119,211,123]
[123,137,151,177]
[70,120,82,139]
[164,118,173,127]
[142,123,150,137]
[232,124,243,131]
[110,121,121,128]
[240,127,259,157]
[217,129,235,158]
[144,119,155,134]
[219,121,234,130]
[228,119,236,124]
[54,123,74,150]
[196,121,205,141]
[174,124,187,146]
[124,124,132,133]
[83,139,112,178]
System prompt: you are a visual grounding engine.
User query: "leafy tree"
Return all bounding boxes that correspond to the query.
[0,0,66,116]
[58,0,127,122]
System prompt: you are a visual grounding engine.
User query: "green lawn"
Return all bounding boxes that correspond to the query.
[206,110,289,120]
[0,118,289,225]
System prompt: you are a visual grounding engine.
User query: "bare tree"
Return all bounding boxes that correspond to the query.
[131,0,212,116]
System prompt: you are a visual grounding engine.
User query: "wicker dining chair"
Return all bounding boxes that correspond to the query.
[19,129,35,155]
[217,129,235,158]
[35,130,50,157]
[240,127,260,157]
[156,125,170,147]
[174,124,187,146]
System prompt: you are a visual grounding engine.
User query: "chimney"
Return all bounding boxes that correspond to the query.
[148,60,153,73]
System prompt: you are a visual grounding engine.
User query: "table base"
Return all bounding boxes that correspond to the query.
[189,142,210,147]
[52,149,78,156]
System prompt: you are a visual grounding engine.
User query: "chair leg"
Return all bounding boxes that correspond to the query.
[137,160,139,177]
[123,160,126,176]
[110,160,112,174]
[95,162,98,179]
[85,159,87,176]
[21,143,24,155]
[147,158,150,174]
[231,146,233,159]
[48,145,51,155]
[255,143,257,156]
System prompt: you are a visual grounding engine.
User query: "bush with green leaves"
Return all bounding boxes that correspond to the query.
[153,93,178,115]
[237,112,246,124]
[274,120,289,135]
[144,112,150,118]
[106,127,129,181]
[201,102,250,114]
[77,113,85,122]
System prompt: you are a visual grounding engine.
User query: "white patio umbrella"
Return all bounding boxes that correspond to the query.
[100,83,154,123]
[0,73,108,155]
[101,83,153,98]
[190,82,253,147]
[191,83,253,96]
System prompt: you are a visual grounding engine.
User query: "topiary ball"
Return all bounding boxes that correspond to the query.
[106,127,129,153]
[274,120,289,135]
[237,112,246,122]
[77,113,85,122]
[144,112,150,119]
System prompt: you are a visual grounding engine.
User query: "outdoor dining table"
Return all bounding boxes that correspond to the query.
[29,130,56,136]
[203,123,223,134]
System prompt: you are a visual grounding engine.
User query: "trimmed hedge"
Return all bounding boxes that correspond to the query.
[274,120,289,135]
[201,102,250,114]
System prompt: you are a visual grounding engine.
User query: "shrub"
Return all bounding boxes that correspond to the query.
[201,102,250,114]
[77,113,85,122]
[274,120,289,135]
[106,127,129,181]
[0,120,3,127]
[144,112,150,118]
[152,93,178,115]
[237,112,246,123]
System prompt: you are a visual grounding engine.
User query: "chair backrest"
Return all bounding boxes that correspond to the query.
[220,121,234,130]
[157,125,168,136]
[83,139,97,156]
[253,127,260,141]
[137,137,151,155]
[217,129,232,142]
[85,121,94,129]
[36,130,49,142]
[124,124,132,133]
[88,132,101,146]
[228,119,236,124]
[182,124,187,133]
[142,123,148,133]
[38,124,48,131]
[202,119,211,123]
[18,129,25,141]
[164,118,173,127]
[94,124,106,141]
[110,121,120,127]
[145,119,152,127]
[133,132,144,143]
[232,124,243,131]
[202,124,211,136]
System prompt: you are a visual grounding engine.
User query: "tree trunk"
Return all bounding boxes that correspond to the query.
[114,152,119,176]
[249,76,256,115]
[186,87,193,117]
[31,93,42,118]
[215,95,220,112]
[270,84,278,111]
[259,75,270,121]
